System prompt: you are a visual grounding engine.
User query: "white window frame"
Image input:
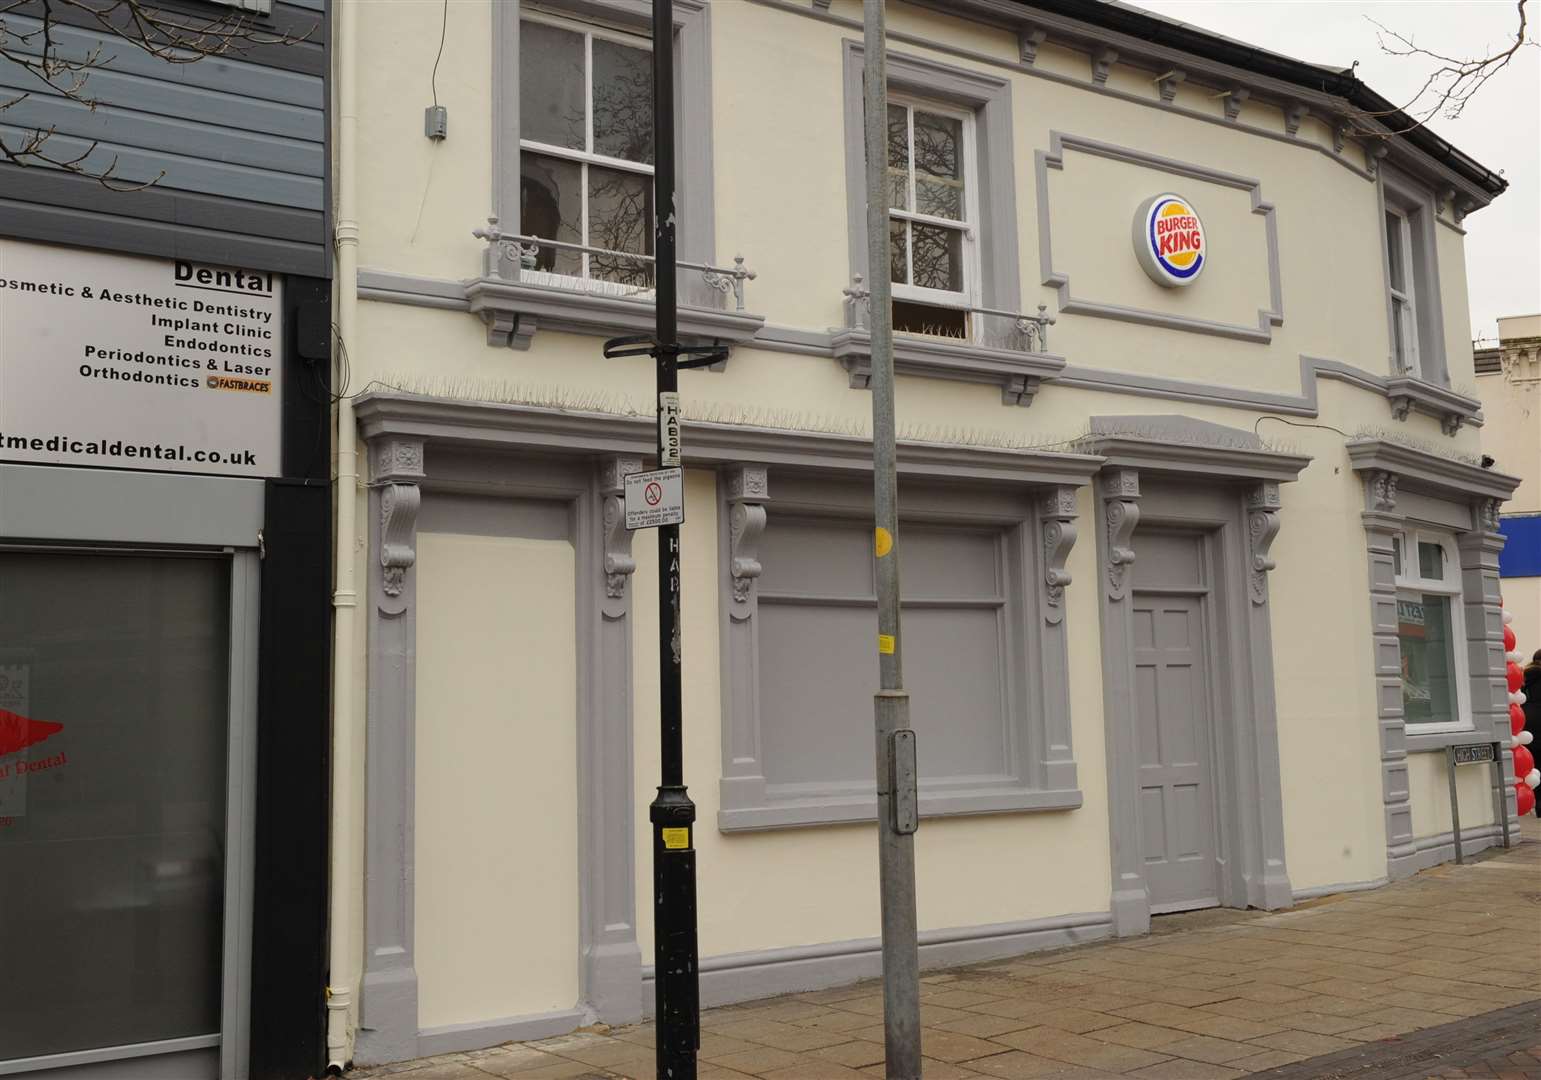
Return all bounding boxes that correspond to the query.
[1393,529,1471,734]
[1384,205,1420,374]
[885,93,981,332]
[518,12,654,288]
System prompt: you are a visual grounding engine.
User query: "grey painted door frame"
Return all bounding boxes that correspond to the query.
[355,436,642,1063]
[1085,420,1306,938]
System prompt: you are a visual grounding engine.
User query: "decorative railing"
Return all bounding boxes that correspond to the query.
[473,216,756,313]
[840,272,1056,353]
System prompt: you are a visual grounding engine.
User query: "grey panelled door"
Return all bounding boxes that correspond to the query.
[1131,590,1221,913]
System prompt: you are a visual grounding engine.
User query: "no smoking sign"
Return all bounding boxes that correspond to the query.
[625,467,684,530]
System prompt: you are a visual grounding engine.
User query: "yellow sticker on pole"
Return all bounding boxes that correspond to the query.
[874,527,893,558]
[662,827,690,850]
[878,634,895,655]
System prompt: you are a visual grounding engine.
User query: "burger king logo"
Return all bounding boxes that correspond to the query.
[1132,193,1206,287]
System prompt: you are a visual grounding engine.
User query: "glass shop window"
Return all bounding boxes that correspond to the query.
[1393,532,1468,730]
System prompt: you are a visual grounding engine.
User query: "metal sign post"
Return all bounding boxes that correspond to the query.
[1444,741,1511,865]
[861,1,923,1077]
[601,3,725,1073]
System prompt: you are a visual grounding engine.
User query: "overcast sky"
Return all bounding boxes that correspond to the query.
[1124,0,1540,343]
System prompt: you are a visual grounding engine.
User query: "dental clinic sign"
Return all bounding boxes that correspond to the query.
[1133,193,1206,288]
[0,238,282,477]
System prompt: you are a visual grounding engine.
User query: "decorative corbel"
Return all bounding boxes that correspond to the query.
[1246,482,1282,605]
[375,438,426,615]
[1091,47,1118,86]
[1154,70,1185,103]
[1369,470,1399,513]
[1333,122,1350,154]
[1217,86,1249,121]
[1389,392,1414,422]
[1454,197,1476,225]
[725,467,769,616]
[1475,497,1502,533]
[1440,187,1457,217]
[600,455,644,613]
[1019,26,1047,66]
[1366,142,1389,178]
[1441,411,1465,437]
[1041,486,1078,624]
[1284,101,1308,137]
[1101,469,1140,601]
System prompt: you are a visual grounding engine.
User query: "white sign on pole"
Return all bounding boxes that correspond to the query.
[0,237,283,478]
[658,391,682,467]
[625,467,685,530]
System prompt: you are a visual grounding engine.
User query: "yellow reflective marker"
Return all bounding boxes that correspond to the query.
[874,527,893,558]
[662,827,690,850]
[878,634,895,655]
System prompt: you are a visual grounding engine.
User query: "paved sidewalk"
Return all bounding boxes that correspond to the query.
[351,818,1540,1080]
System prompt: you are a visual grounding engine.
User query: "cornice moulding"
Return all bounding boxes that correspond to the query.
[354,392,1107,486]
[1345,438,1520,502]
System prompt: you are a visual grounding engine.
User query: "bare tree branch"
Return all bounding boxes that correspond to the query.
[1348,0,1537,137]
[0,0,312,186]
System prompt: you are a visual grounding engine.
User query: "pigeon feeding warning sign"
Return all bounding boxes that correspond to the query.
[625,467,684,530]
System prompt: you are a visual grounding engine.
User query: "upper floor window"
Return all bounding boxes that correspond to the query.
[1393,530,1469,730]
[885,98,977,338]
[519,16,654,289]
[1385,206,1420,374]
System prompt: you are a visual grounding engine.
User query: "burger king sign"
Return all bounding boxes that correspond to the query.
[1132,193,1206,287]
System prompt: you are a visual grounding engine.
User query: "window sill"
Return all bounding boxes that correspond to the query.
[1405,727,1498,753]
[1385,375,1483,435]
[465,275,765,354]
[828,327,1066,407]
[718,779,1082,832]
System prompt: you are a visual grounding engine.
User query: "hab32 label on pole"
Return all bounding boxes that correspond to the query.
[625,467,684,530]
[658,392,682,467]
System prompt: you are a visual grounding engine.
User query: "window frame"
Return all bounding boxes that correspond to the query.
[1392,528,1472,735]
[884,93,982,319]
[716,467,1085,832]
[1379,167,1448,386]
[518,12,655,288]
[1384,205,1419,375]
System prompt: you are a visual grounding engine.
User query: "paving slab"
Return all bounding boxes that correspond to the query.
[348,819,1539,1080]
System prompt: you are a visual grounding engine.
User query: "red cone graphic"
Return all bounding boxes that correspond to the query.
[0,708,63,757]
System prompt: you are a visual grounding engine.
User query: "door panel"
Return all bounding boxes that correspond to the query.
[1131,586,1220,913]
[0,551,231,1076]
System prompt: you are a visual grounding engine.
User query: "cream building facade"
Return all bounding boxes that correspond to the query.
[326,0,1523,1067]
[1475,314,1541,650]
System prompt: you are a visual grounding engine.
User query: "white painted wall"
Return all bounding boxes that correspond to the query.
[414,530,580,1028]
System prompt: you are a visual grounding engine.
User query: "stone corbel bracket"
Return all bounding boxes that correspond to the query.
[725,466,769,615]
[829,324,1066,408]
[1284,102,1308,137]
[1219,86,1250,121]
[1384,376,1482,435]
[1102,469,1141,601]
[1368,469,1399,513]
[375,437,425,617]
[1041,485,1078,624]
[1366,143,1389,178]
[1091,46,1118,86]
[1018,25,1047,65]
[1246,482,1282,605]
[600,455,644,616]
[1154,69,1185,104]
[1475,496,1502,534]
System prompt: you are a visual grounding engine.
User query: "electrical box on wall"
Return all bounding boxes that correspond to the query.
[424,105,447,141]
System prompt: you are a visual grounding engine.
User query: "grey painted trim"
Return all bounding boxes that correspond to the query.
[715,465,1087,830]
[1080,415,1311,484]
[830,328,1065,407]
[1385,376,1484,435]
[1036,131,1283,343]
[641,911,1112,1013]
[839,39,1023,344]
[1346,439,1520,503]
[1096,456,1295,936]
[416,1008,591,1057]
[1405,824,1508,876]
[351,428,652,1063]
[744,0,1496,209]
[351,276,1486,429]
[0,464,264,547]
[1290,876,1389,902]
[221,552,261,1080]
[0,1036,221,1076]
[491,0,716,305]
[465,277,764,351]
[353,393,1107,488]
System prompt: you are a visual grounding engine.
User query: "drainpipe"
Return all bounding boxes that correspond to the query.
[327,0,360,1070]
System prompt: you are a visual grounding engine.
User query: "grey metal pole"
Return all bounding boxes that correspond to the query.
[1446,745,1463,865]
[862,2,922,1076]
